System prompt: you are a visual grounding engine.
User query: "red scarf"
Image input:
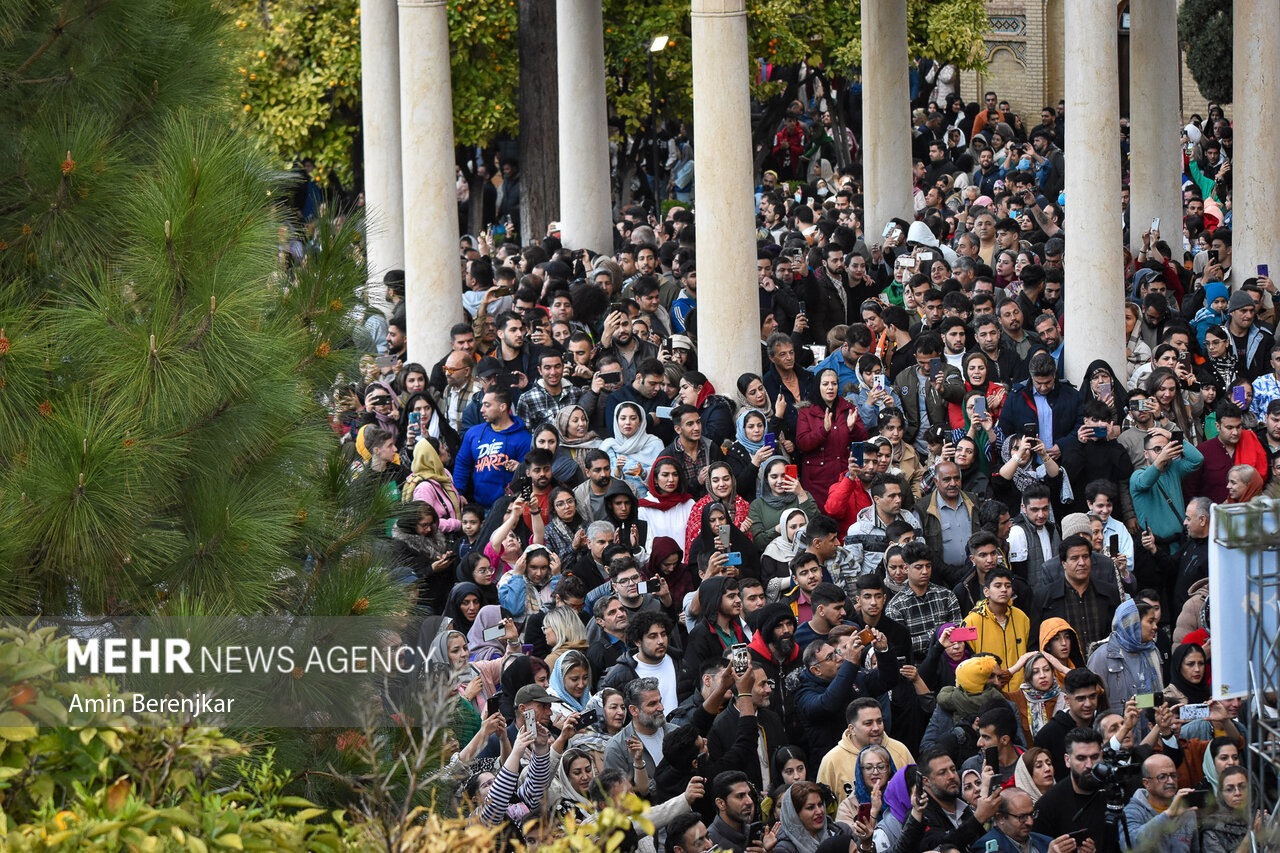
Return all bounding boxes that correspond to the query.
[637,455,694,510]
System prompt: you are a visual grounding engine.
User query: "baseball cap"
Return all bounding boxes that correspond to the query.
[515,684,554,705]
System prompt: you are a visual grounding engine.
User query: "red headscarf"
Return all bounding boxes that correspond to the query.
[638,456,694,510]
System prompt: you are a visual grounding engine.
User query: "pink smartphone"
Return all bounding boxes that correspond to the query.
[949,626,978,642]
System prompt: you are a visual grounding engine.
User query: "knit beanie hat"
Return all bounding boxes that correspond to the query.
[956,655,999,694]
[1060,512,1092,541]
[1227,290,1255,313]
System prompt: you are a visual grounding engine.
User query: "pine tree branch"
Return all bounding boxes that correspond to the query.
[14,0,114,77]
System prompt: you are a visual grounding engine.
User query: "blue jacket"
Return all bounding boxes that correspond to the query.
[998,379,1083,449]
[809,350,862,397]
[971,827,1052,853]
[790,653,900,761]
[452,416,533,507]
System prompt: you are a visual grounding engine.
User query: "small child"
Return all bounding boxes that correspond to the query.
[1191,281,1230,347]
[458,503,485,560]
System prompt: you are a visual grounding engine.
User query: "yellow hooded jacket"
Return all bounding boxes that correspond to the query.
[962,599,1030,695]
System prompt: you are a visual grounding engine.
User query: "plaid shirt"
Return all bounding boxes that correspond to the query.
[514,381,582,431]
[884,583,963,659]
[1063,581,1108,651]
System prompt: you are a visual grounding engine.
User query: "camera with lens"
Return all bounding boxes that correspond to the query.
[1078,745,1141,806]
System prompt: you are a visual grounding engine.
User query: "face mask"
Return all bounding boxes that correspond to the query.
[795,192,803,203]
[1018,158,1032,171]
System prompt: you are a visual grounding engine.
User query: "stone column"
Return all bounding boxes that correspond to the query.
[861,0,912,237]
[1128,0,1182,253]
[1063,0,1125,385]
[691,0,758,391]
[399,0,461,368]
[361,0,404,282]
[1232,0,1280,280]
[555,0,612,254]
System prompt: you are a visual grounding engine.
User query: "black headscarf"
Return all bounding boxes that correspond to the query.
[442,582,483,636]
[1169,643,1211,705]
[1081,359,1129,423]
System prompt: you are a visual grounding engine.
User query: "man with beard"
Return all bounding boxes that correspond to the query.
[894,748,1001,851]
[599,305,659,386]
[804,244,879,343]
[707,662,787,792]
[707,771,764,853]
[745,603,803,716]
[973,313,1027,384]
[653,666,761,815]
[997,298,1037,361]
[1032,728,1112,852]
[604,676,678,797]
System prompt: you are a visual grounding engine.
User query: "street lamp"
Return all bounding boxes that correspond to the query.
[648,35,669,211]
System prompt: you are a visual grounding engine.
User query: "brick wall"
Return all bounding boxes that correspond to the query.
[955,0,1215,127]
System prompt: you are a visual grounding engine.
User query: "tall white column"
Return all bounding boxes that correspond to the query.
[399,0,460,368]
[1233,0,1280,280]
[1063,0,1125,385]
[361,0,404,280]
[1128,0,1182,253]
[691,0,757,392]
[861,0,912,237]
[555,0,612,254]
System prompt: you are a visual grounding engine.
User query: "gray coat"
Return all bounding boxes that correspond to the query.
[603,720,677,798]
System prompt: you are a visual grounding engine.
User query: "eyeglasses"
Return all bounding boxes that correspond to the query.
[1000,811,1034,822]
[862,763,888,773]
[444,365,470,374]
[616,576,641,586]
[1145,772,1178,783]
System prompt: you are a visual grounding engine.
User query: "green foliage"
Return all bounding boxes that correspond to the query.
[232,0,364,186]
[0,0,406,714]
[1177,0,1232,106]
[446,0,520,148]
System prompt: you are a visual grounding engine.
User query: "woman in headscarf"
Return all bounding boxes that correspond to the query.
[1081,359,1129,425]
[869,765,916,853]
[1226,463,1265,503]
[761,507,808,582]
[531,422,585,488]
[647,536,695,607]
[877,410,923,505]
[952,436,992,500]
[403,439,464,531]
[467,605,515,662]
[951,389,1003,475]
[949,352,1006,430]
[834,745,892,828]
[685,460,752,554]
[795,368,867,506]
[550,748,599,823]
[543,487,587,566]
[400,389,461,462]
[1147,366,1203,445]
[547,649,593,717]
[424,626,485,743]
[919,623,972,692]
[676,371,736,446]
[687,501,761,580]
[553,405,600,467]
[772,781,850,853]
[390,501,455,612]
[726,409,777,499]
[602,480,648,554]
[360,381,401,444]
[1165,642,1211,706]
[1199,737,1243,796]
[1087,599,1164,728]
[1203,325,1238,391]
[599,402,665,498]
[1013,748,1056,804]
[442,582,484,636]
[1200,765,1257,853]
[637,456,696,554]
[1008,651,1066,745]
[747,456,819,553]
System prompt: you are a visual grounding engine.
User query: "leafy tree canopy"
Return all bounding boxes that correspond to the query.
[1177,0,1231,106]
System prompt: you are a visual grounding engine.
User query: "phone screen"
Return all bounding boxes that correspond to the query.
[973,398,986,418]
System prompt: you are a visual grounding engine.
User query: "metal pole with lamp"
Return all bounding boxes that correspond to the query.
[647,35,668,213]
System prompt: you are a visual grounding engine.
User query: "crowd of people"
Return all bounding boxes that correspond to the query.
[334,85,1279,853]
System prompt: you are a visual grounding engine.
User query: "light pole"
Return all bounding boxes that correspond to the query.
[647,35,668,213]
